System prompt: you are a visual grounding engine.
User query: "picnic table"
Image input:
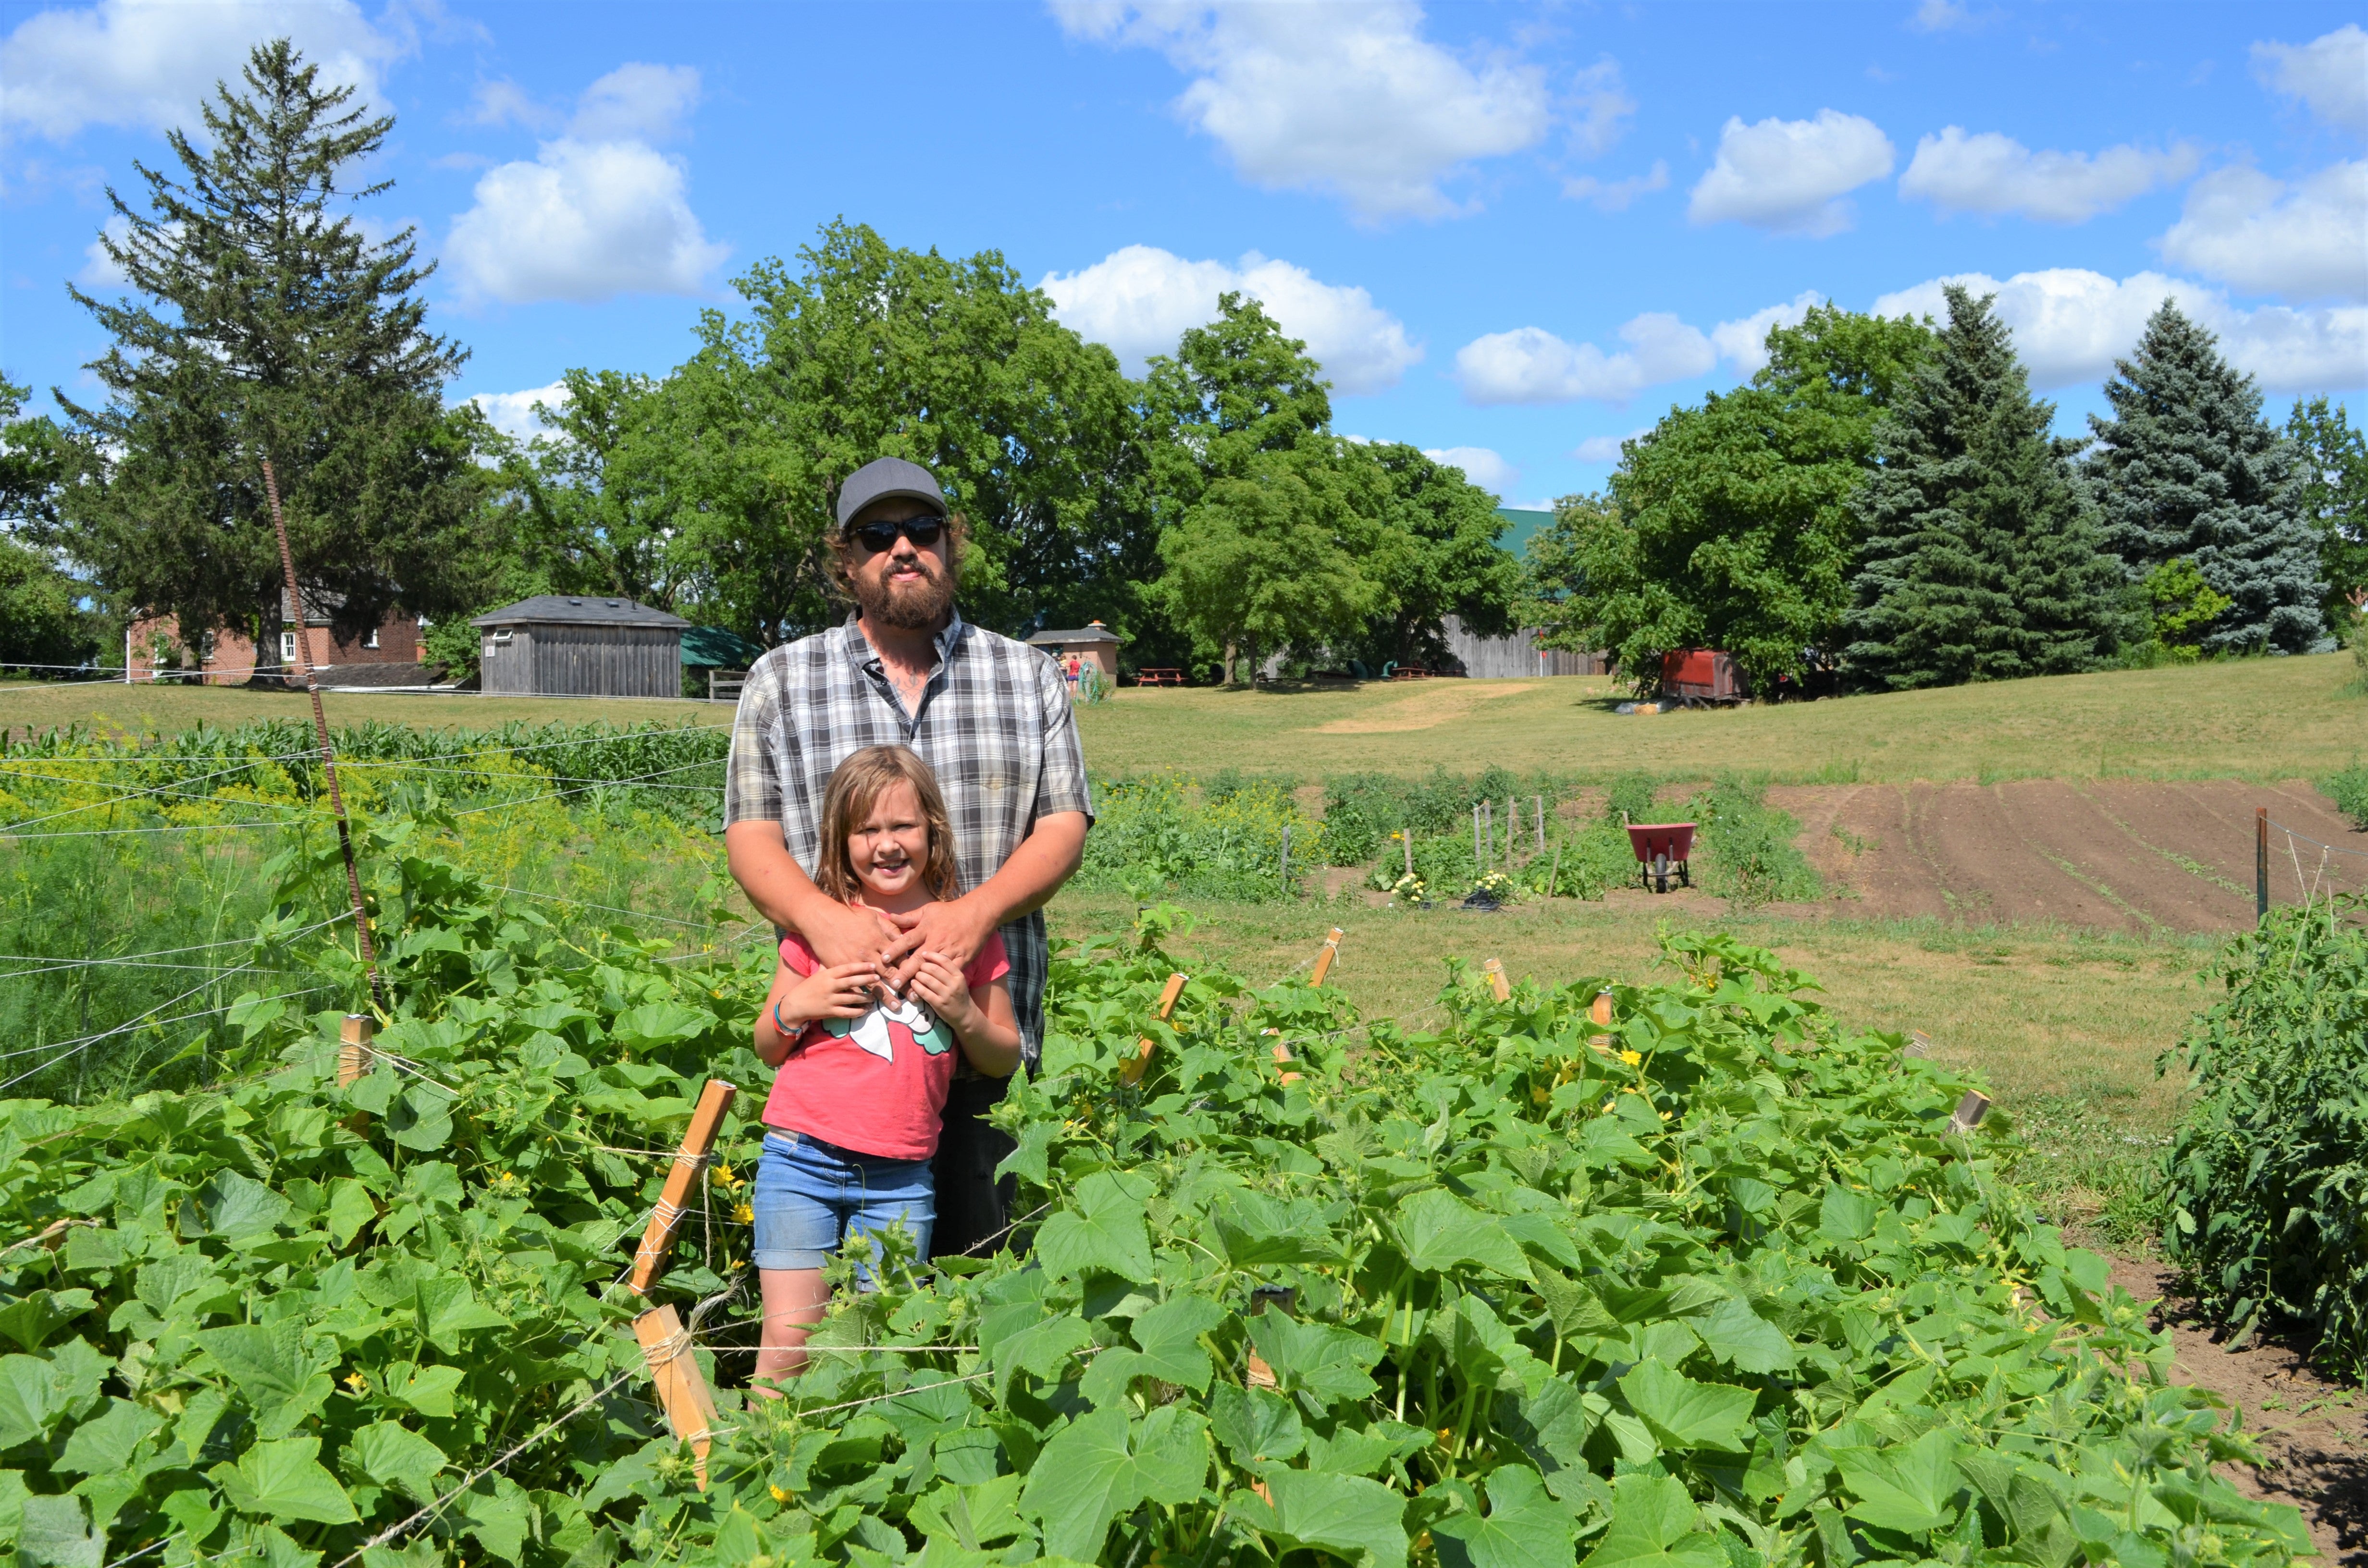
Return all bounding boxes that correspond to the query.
[1136,667,1185,686]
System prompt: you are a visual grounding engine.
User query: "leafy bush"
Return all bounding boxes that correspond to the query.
[2325,760,2368,831]
[1520,820,1637,899]
[2162,894,2368,1375]
[0,848,2312,1566]
[1686,776,1823,906]
[1603,770,1659,825]
[1075,772,1320,902]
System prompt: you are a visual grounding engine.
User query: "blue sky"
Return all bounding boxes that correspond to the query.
[3,0,2362,510]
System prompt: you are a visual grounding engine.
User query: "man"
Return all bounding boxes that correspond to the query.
[723,455,1091,1258]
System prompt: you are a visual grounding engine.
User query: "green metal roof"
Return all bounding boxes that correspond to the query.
[1494,507,1553,557]
[679,625,766,668]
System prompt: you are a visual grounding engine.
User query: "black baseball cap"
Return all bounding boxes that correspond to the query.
[836,456,950,530]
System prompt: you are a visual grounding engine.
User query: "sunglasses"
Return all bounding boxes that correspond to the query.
[847,515,946,554]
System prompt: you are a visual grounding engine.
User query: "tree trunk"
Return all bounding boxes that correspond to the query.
[253,583,286,689]
[1222,637,1237,687]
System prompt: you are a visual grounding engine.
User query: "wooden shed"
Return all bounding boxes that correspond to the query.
[471,595,690,698]
[1025,622,1122,682]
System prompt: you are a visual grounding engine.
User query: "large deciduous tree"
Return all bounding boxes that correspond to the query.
[56,40,487,679]
[1,378,100,669]
[1526,305,1933,691]
[2282,395,2367,637]
[1349,442,1520,670]
[2084,301,2320,654]
[1844,285,2129,689]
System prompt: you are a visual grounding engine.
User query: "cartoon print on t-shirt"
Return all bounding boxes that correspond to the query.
[825,990,957,1062]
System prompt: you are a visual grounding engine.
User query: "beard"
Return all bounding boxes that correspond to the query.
[851,556,957,630]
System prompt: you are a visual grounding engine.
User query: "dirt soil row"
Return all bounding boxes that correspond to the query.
[1771,780,2364,934]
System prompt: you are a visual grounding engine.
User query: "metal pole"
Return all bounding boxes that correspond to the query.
[2257,807,2269,922]
[1404,827,1415,882]
[262,459,385,1013]
[1281,826,1290,892]
[1473,804,1482,871]
[1535,795,1544,855]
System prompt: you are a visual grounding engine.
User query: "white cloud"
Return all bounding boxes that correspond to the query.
[0,0,404,142]
[1454,314,1715,405]
[1909,0,1972,32]
[78,214,130,286]
[1454,292,1829,404]
[1049,0,1549,221]
[569,62,701,142]
[1566,58,1634,158]
[1899,127,2201,223]
[1871,267,2368,392]
[2157,161,2367,303]
[467,382,571,443]
[1688,109,1895,236]
[1421,445,1517,492]
[1038,244,1420,394]
[445,138,728,305]
[1708,289,1823,373]
[1572,429,1648,463]
[1563,159,1667,212]
[2252,24,2368,132]
[466,78,556,132]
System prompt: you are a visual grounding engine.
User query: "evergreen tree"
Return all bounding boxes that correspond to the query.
[56,40,485,679]
[1843,285,2129,689]
[2084,300,2321,653]
[2283,395,2368,635]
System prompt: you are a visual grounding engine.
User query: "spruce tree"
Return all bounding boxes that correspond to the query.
[57,40,484,679]
[1843,285,2129,689]
[2084,300,2321,653]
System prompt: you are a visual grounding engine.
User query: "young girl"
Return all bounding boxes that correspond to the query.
[748,745,1021,1389]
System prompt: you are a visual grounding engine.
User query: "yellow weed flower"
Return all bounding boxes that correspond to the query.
[1619,1050,1641,1066]
[770,1485,790,1503]
[734,1201,754,1224]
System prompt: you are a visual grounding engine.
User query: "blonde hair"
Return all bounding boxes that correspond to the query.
[817,746,961,903]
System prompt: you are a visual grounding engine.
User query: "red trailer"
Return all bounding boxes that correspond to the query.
[1661,649,1743,707]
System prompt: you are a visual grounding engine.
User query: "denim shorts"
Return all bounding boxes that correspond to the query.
[752,1129,935,1275]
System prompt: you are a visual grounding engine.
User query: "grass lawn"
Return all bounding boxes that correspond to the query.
[1048,887,2208,1243]
[1076,652,2361,782]
[0,678,728,743]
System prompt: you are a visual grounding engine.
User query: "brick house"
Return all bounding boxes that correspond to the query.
[125,588,421,685]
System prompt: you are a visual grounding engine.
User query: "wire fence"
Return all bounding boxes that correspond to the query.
[2265,815,2368,910]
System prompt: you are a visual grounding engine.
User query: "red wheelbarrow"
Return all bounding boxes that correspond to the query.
[1626,822,1696,893]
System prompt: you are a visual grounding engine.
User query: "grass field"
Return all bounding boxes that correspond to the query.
[11,649,2356,780]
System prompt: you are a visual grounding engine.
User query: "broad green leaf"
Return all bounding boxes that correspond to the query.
[324,1178,379,1247]
[1036,1173,1154,1283]
[1396,1189,1534,1280]
[196,1170,290,1242]
[348,1421,449,1502]
[0,1357,61,1453]
[1233,1468,1409,1568]
[460,1474,534,1562]
[1209,1383,1305,1469]
[610,1001,716,1048]
[1019,1404,1209,1561]
[1692,1297,1796,1374]
[1127,1294,1227,1390]
[1210,1191,1338,1264]
[1819,1187,1876,1243]
[1431,1466,1576,1568]
[16,1493,101,1568]
[1579,1473,1723,1567]
[0,1290,93,1354]
[415,1276,509,1353]
[1246,1313,1384,1404]
[1496,1378,1596,1478]
[53,1397,160,1475]
[988,1312,1094,1402]
[1836,1428,1964,1535]
[1532,1270,1618,1343]
[1616,1360,1755,1453]
[386,1084,453,1152]
[380,1361,466,1418]
[194,1323,333,1440]
[911,1474,1027,1549]
[215,1434,359,1525]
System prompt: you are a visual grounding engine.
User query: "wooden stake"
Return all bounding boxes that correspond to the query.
[1505,797,1517,869]
[629,1079,739,1295]
[1119,973,1188,1086]
[1546,841,1563,898]
[1264,1028,1302,1085]
[1589,989,1615,1054]
[1309,927,1344,987]
[1484,957,1510,1002]
[2257,806,2269,922]
[1949,1091,1991,1136]
[1534,795,1543,855]
[336,1014,374,1086]
[1904,1030,1934,1059]
[1404,829,1414,883]
[633,1304,717,1488]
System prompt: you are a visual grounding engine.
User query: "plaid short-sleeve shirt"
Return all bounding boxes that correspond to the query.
[722,611,1093,1063]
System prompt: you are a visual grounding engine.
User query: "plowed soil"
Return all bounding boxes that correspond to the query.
[1771,780,2365,934]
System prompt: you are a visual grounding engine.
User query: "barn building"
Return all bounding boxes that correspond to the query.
[1024,622,1122,683]
[472,596,690,698]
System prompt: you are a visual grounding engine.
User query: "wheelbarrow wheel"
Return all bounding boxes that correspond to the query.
[1653,851,1670,894]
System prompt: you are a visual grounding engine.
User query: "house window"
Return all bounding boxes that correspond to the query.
[280,631,298,662]
[199,631,217,662]
[491,628,512,649]
[363,628,379,650]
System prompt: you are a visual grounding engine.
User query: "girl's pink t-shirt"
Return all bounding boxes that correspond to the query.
[760,931,1011,1161]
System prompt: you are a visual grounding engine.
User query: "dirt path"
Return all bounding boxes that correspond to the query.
[1773,780,2364,933]
[2107,1256,2368,1561]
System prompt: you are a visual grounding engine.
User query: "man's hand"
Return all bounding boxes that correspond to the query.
[802,900,903,970]
[879,895,999,991]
